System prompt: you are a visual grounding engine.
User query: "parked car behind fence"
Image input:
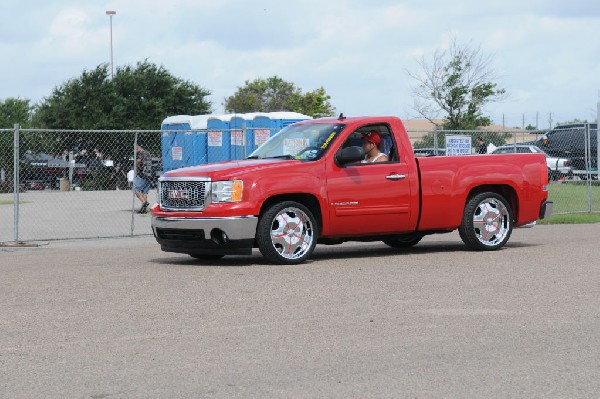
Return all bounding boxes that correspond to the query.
[491,144,572,181]
[534,123,598,180]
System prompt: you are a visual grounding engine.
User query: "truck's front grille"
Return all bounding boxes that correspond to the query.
[159,178,209,211]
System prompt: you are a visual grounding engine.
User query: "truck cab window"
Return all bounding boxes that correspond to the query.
[341,125,398,164]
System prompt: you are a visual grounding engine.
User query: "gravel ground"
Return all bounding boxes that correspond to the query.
[1,223,599,398]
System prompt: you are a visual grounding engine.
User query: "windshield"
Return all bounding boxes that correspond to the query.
[248,123,345,161]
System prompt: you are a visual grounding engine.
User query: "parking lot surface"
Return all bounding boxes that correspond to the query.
[1,224,599,398]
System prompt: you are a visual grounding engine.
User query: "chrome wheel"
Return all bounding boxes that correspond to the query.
[256,201,318,264]
[472,198,510,246]
[459,192,513,251]
[269,207,314,259]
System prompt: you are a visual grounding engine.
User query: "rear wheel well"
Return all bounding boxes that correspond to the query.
[466,185,518,220]
[259,194,323,235]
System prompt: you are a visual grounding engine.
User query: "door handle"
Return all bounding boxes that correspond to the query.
[386,174,406,180]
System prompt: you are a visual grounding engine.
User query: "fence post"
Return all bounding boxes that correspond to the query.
[597,100,600,181]
[130,132,138,236]
[242,122,247,159]
[13,123,20,242]
[585,124,592,213]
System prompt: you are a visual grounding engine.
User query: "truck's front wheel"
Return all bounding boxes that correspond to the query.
[459,192,513,251]
[256,201,318,264]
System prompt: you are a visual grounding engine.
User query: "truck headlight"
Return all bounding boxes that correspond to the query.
[211,180,243,203]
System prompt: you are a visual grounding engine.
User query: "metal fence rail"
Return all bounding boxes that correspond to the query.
[1,128,161,242]
[0,124,598,243]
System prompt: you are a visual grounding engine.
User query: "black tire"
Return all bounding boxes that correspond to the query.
[458,192,513,251]
[256,201,318,265]
[383,235,423,248]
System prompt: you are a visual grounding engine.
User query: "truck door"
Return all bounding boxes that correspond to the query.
[325,133,415,236]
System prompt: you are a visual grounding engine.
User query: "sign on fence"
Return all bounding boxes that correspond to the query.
[445,135,472,156]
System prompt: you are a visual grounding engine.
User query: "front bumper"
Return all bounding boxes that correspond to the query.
[152,215,258,256]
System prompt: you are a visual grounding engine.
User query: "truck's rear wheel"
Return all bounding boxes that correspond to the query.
[256,201,317,264]
[459,192,513,251]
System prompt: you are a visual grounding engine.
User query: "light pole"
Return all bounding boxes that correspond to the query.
[105,10,116,79]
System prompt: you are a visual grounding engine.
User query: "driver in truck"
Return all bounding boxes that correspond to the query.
[361,131,388,163]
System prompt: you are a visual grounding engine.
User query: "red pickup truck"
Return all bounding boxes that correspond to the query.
[151,116,553,264]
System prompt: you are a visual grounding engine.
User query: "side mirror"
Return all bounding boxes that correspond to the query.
[335,146,364,166]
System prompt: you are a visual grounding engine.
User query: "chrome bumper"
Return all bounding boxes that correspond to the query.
[151,215,258,240]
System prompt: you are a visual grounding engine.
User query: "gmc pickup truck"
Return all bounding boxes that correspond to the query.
[151,116,553,264]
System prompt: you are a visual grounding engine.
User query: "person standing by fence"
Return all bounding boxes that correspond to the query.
[475,136,487,154]
[134,144,153,214]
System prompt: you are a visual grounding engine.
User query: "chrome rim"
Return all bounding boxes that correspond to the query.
[270,207,314,260]
[472,198,510,246]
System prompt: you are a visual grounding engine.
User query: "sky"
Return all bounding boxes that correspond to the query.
[1,0,600,129]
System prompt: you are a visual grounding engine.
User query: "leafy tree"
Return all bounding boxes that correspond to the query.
[35,61,212,130]
[1,98,34,128]
[32,61,212,168]
[1,98,35,190]
[224,76,335,118]
[408,38,506,130]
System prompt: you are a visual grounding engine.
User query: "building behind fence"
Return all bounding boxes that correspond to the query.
[0,122,598,243]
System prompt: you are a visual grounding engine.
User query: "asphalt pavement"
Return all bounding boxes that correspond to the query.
[1,223,599,398]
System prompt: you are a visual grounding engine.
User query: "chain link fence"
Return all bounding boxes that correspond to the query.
[0,127,161,242]
[1,123,598,243]
[407,124,599,215]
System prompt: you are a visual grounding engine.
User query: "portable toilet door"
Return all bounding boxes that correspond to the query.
[229,115,247,160]
[207,115,232,163]
[161,115,195,172]
[189,115,211,166]
[252,114,277,151]
[242,112,269,155]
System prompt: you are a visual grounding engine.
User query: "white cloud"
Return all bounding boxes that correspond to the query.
[1,0,599,126]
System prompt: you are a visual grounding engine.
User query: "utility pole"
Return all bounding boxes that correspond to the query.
[106,10,116,79]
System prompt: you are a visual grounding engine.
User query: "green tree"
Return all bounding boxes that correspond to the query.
[31,61,212,170]
[35,61,212,130]
[1,97,34,128]
[224,76,335,118]
[408,38,506,130]
[1,98,35,190]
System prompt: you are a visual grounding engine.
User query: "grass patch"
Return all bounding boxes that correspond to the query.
[0,200,29,205]
[539,181,600,224]
[539,213,600,224]
[547,182,600,213]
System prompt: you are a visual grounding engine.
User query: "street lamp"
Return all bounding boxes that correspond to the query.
[105,10,116,79]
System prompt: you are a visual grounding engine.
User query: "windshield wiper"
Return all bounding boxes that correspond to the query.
[246,156,261,159]
[264,155,295,160]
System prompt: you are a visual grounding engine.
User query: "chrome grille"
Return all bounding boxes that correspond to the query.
[159,178,209,211]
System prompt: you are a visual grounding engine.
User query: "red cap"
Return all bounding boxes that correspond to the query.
[362,131,381,147]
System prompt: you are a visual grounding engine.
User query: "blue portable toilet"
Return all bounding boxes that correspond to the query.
[241,112,269,155]
[206,115,234,163]
[252,114,278,152]
[161,115,210,172]
[228,114,247,160]
[267,112,311,129]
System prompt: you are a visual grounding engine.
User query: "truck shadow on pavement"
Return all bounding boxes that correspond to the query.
[150,240,537,267]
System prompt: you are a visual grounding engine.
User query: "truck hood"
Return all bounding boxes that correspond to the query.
[162,158,306,180]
